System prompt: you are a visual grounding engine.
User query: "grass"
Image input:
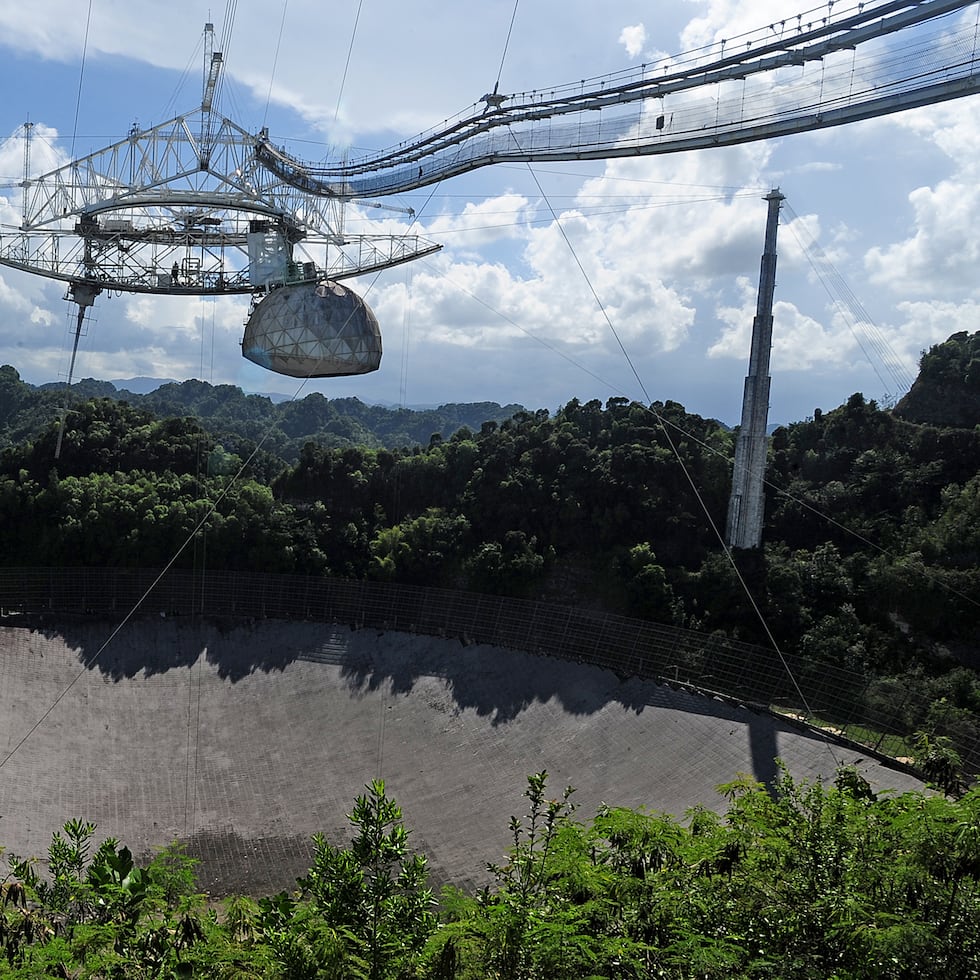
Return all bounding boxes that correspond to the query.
[770,705,914,762]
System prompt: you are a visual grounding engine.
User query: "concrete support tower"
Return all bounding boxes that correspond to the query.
[726,189,784,550]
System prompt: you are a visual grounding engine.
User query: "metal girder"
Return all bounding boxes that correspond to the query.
[0,224,441,294]
[256,0,980,198]
[2,0,975,296]
[19,114,328,229]
[1,108,440,294]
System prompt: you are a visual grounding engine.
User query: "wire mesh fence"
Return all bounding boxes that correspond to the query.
[0,566,976,777]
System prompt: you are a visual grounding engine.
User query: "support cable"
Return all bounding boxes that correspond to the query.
[782,201,916,397]
[519,158,829,742]
[421,251,980,621]
[201,3,237,150]
[0,427,290,773]
[334,0,366,125]
[493,0,521,94]
[264,0,290,128]
[218,0,239,78]
[160,37,205,120]
[69,0,93,161]
[0,158,449,772]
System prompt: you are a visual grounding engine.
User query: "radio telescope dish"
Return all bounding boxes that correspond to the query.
[241,280,382,378]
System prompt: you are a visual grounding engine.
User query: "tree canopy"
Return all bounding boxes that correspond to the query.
[0,333,978,775]
[2,770,979,978]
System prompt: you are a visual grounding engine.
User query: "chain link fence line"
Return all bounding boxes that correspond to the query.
[0,566,975,777]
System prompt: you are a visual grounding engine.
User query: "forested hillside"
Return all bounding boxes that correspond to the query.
[0,365,524,460]
[894,328,980,427]
[1,334,979,975]
[1,332,978,770]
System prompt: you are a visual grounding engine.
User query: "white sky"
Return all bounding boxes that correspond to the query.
[0,0,978,424]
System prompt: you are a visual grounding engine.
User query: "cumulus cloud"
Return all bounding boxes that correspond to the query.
[680,0,814,53]
[0,273,37,318]
[566,143,775,292]
[619,24,647,59]
[706,273,927,406]
[424,193,533,252]
[861,101,980,298]
[864,178,980,296]
[365,137,778,386]
[708,275,857,370]
[0,265,65,362]
[889,299,980,364]
[1,0,978,423]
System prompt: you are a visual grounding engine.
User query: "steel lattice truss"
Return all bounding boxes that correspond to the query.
[0,109,440,298]
[1,0,978,299]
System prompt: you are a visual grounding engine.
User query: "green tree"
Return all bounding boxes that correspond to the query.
[3,825,207,978]
[617,542,678,622]
[298,779,437,979]
[435,772,583,980]
[463,531,547,596]
[368,510,470,586]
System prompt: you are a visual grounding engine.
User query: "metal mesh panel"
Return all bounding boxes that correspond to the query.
[1,566,976,775]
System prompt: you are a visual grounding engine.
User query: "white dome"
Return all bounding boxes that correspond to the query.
[242,280,382,378]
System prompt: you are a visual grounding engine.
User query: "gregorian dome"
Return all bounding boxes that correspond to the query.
[241,280,382,378]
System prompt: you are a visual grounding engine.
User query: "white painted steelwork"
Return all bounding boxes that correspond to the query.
[0,0,976,380]
[258,0,980,198]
